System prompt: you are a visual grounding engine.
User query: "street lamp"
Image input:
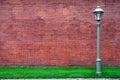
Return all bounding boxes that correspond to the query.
[93,6,104,76]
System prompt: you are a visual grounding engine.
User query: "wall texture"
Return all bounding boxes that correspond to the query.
[0,0,120,67]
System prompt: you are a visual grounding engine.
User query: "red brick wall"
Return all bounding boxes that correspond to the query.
[0,0,120,67]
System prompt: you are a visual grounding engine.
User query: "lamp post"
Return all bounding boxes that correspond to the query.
[93,6,104,76]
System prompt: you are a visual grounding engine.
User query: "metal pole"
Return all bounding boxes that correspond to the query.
[96,21,101,76]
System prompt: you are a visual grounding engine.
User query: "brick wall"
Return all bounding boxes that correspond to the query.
[0,0,120,67]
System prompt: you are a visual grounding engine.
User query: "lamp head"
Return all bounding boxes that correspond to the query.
[93,6,104,22]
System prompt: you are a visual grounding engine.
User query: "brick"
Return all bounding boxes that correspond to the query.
[0,0,120,67]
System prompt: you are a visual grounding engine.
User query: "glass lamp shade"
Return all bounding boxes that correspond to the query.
[94,6,104,21]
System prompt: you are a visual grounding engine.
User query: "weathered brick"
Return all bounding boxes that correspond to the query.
[0,0,120,67]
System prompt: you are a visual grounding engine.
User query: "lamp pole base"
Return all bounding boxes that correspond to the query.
[96,59,102,76]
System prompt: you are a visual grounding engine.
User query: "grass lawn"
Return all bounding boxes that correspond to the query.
[0,67,120,79]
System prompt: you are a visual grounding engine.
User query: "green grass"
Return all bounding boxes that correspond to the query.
[0,67,120,79]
